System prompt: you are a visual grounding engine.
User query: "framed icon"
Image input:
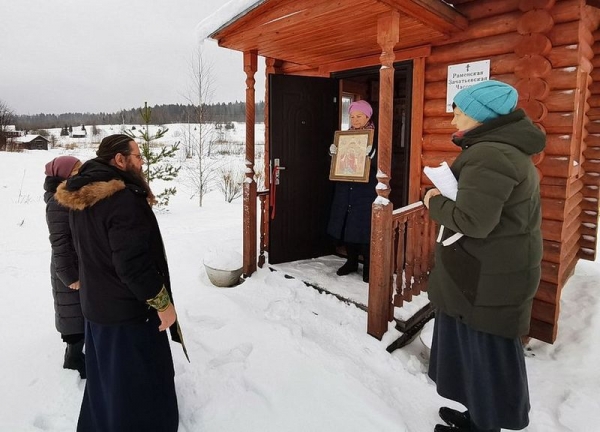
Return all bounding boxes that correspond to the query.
[329,129,374,182]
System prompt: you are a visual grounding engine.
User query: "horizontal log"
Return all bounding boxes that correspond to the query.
[515,33,552,57]
[437,11,520,45]
[423,116,456,134]
[581,197,600,210]
[581,174,600,187]
[581,210,600,223]
[537,155,571,178]
[528,317,557,343]
[541,112,574,133]
[558,245,579,285]
[542,239,562,263]
[534,280,560,305]
[583,147,600,159]
[421,151,458,168]
[519,99,548,122]
[544,89,576,111]
[580,237,598,252]
[456,0,520,21]
[589,94,600,108]
[514,77,551,100]
[551,0,583,23]
[541,259,559,284]
[579,247,597,261]
[581,224,598,237]
[545,67,580,90]
[591,69,600,84]
[422,134,456,152]
[541,185,571,200]
[545,134,572,156]
[587,107,600,121]
[587,121,600,134]
[547,21,580,46]
[582,159,600,172]
[514,55,553,79]
[542,219,563,242]
[531,297,559,324]
[586,135,600,146]
[517,9,554,35]
[428,33,522,64]
[547,46,581,68]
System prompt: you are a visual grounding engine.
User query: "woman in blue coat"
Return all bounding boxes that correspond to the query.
[44,155,86,378]
[327,100,377,283]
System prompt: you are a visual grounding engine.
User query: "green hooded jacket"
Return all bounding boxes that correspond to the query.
[427,109,546,338]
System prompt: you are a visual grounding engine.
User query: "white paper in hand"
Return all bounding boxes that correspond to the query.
[424,161,458,201]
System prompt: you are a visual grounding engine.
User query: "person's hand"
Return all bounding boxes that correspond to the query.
[69,281,80,290]
[329,144,337,155]
[423,188,441,208]
[158,303,177,331]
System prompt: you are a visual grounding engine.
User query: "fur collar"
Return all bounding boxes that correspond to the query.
[55,179,126,211]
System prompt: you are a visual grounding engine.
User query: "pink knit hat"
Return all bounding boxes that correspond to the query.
[349,100,373,118]
[44,156,81,179]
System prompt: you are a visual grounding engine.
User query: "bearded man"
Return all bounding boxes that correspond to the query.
[56,134,182,432]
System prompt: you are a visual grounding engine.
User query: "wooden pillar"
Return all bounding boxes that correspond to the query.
[368,11,399,339]
[243,51,258,276]
[409,56,426,203]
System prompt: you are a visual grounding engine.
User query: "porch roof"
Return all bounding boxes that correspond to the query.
[206,0,468,72]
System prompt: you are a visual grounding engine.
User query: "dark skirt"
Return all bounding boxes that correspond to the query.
[428,311,530,430]
[78,316,178,432]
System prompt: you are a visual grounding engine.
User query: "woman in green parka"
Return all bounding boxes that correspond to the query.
[423,80,546,432]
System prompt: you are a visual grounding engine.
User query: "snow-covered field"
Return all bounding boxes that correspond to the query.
[1,125,599,431]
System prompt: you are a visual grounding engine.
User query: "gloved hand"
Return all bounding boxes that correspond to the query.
[329,144,337,155]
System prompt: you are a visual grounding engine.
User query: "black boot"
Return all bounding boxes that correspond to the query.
[64,340,86,379]
[362,263,370,283]
[439,407,470,429]
[337,243,359,276]
[336,259,358,276]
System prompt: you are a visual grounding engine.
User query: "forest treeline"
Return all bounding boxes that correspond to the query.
[14,101,266,130]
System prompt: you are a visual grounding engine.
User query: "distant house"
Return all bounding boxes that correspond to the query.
[14,135,49,150]
[1,125,22,139]
[70,129,87,138]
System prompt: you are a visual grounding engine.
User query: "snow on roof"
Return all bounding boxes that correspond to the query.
[195,0,265,41]
[15,134,48,143]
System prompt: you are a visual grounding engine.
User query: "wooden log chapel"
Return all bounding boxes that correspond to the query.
[204,0,600,344]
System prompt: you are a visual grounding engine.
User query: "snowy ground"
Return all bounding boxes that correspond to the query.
[1,132,599,431]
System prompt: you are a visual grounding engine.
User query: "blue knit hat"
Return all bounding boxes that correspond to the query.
[453,80,518,123]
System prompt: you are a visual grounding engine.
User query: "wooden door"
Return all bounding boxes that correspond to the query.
[268,74,338,264]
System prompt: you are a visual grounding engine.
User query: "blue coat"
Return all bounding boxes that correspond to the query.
[327,156,377,245]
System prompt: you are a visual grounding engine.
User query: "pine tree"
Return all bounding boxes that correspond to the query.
[125,102,180,207]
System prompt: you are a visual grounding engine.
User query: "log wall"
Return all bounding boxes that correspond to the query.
[424,0,600,343]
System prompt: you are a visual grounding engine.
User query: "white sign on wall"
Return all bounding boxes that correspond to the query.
[446,60,491,112]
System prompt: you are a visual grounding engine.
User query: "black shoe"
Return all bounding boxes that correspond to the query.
[64,340,86,379]
[439,407,470,429]
[336,260,358,276]
[434,425,469,432]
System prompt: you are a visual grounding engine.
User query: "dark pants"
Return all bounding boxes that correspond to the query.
[78,316,178,432]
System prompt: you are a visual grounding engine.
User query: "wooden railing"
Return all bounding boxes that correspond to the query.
[257,190,270,267]
[391,202,436,307]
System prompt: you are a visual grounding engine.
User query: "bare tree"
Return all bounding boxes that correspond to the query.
[180,45,221,207]
[0,99,15,151]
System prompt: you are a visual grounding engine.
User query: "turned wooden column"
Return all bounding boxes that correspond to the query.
[243,51,258,276]
[368,11,399,339]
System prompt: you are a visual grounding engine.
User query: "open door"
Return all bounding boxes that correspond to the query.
[269,74,338,264]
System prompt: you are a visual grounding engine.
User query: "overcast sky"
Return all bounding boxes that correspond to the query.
[0,0,265,115]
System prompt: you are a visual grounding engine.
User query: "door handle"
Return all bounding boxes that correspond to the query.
[274,158,286,185]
